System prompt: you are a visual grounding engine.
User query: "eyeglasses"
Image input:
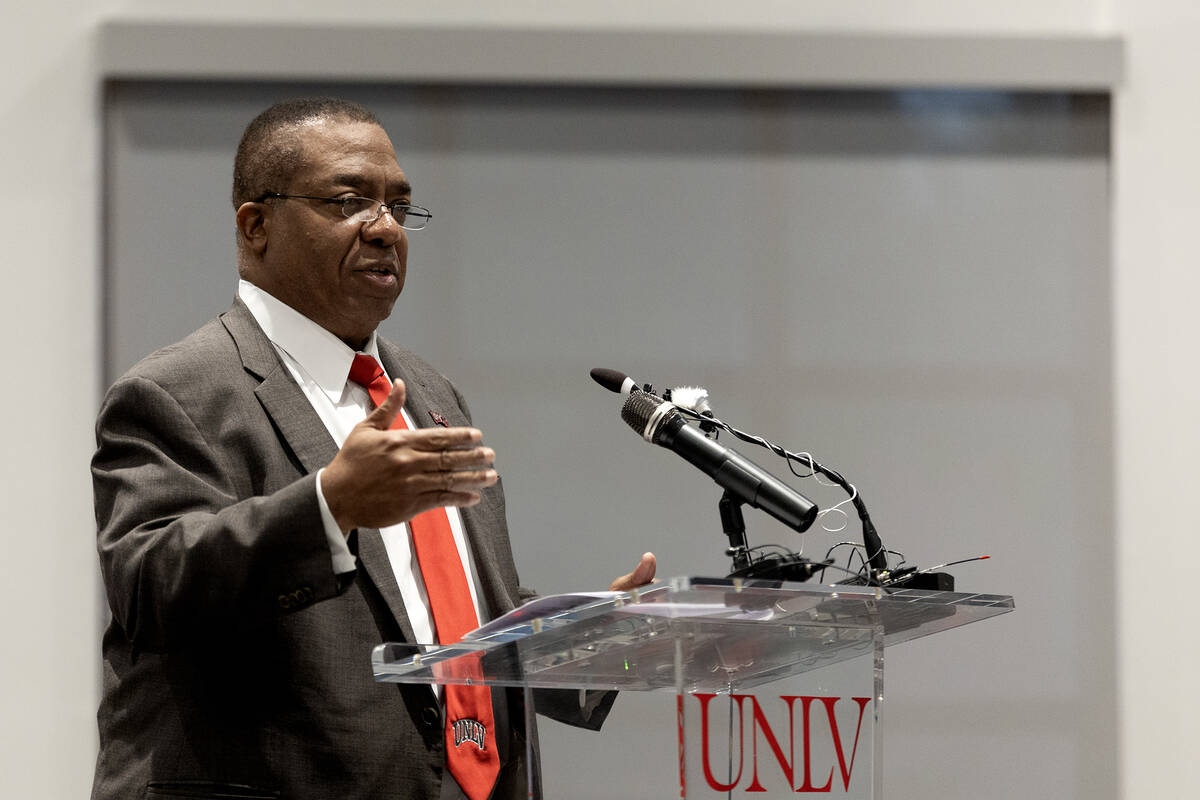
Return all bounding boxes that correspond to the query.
[259,193,432,230]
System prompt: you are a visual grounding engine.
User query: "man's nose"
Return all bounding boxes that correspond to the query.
[362,206,403,246]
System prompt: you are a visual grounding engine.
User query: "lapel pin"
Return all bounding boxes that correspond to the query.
[429,410,450,428]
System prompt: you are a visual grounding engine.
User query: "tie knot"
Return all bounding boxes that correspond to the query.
[348,353,384,388]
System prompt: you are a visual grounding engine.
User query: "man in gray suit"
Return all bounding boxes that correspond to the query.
[91,98,655,800]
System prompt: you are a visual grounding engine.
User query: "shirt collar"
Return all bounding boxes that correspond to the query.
[238,279,381,402]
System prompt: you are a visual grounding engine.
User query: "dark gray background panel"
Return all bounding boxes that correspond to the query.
[104,81,1113,799]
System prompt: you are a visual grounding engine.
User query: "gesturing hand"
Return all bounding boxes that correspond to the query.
[321,378,498,534]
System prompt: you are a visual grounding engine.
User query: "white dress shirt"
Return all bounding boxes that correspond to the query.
[238,280,488,647]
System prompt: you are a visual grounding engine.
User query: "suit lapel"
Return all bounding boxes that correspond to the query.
[222,300,340,474]
[220,300,422,642]
[354,530,420,644]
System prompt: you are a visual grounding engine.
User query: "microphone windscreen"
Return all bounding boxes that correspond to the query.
[590,367,629,394]
[669,386,710,415]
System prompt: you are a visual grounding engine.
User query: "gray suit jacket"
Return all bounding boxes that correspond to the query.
[91,301,600,800]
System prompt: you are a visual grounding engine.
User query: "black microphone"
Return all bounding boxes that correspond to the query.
[590,367,639,395]
[619,390,818,534]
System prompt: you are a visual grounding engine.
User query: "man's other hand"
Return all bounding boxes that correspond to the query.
[322,379,498,533]
[609,552,657,591]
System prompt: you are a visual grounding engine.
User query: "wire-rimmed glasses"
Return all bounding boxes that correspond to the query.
[259,193,432,231]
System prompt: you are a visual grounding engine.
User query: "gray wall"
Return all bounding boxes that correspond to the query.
[105,81,1112,798]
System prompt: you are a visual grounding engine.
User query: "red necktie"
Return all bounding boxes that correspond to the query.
[348,353,500,800]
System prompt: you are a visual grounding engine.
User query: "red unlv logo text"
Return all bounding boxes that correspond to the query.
[687,693,872,793]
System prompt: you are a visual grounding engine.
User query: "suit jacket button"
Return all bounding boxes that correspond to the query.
[421,706,441,728]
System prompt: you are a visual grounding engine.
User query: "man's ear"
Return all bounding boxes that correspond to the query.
[235,202,270,255]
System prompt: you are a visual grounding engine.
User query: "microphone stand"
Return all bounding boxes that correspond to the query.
[719,491,752,573]
[719,490,831,582]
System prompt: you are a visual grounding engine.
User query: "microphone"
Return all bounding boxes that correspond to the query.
[590,367,639,396]
[590,367,713,416]
[619,390,819,534]
[593,366,890,579]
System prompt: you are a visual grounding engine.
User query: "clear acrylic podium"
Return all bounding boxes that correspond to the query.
[372,576,1013,798]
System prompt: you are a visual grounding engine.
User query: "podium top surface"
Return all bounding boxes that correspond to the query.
[372,576,1014,693]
